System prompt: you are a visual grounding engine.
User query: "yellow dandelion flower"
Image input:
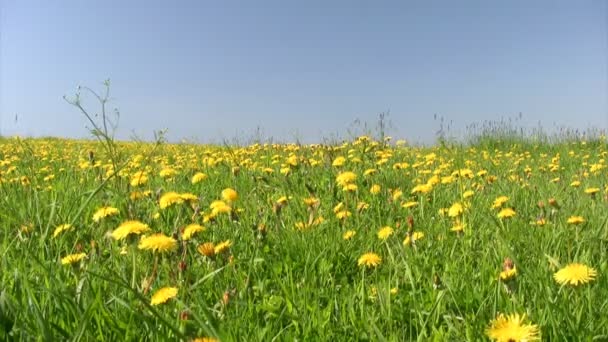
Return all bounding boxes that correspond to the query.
[497,208,516,219]
[356,202,369,211]
[303,197,320,207]
[192,338,219,342]
[342,183,358,192]
[584,187,600,195]
[554,263,597,286]
[197,242,216,258]
[332,156,346,167]
[214,240,232,254]
[411,183,433,194]
[448,202,464,217]
[566,216,585,225]
[61,253,87,265]
[377,226,394,240]
[150,287,178,306]
[403,231,424,245]
[335,210,351,220]
[191,172,208,184]
[485,313,539,342]
[159,191,184,209]
[159,167,177,178]
[221,188,238,202]
[138,233,177,253]
[363,168,377,176]
[182,224,205,241]
[402,201,418,209]
[336,171,357,186]
[180,192,198,203]
[570,180,581,187]
[391,189,403,201]
[370,184,381,195]
[130,171,148,187]
[451,222,465,232]
[462,190,475,199]
[276,196,289,206]
[53,224,73,238]
[500,267,517,281]
[92,206,119,222]
[492,196,509,209]
[111,220,151,240]
[358,252,382,268]
[343,230,356,240]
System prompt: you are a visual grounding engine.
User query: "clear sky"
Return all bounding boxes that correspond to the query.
[1,1,606,144]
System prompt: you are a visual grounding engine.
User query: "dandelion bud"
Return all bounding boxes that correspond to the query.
[178,261,187,272]
[407,216,414,229]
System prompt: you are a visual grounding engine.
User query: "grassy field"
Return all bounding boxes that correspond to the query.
[0,134,607,341]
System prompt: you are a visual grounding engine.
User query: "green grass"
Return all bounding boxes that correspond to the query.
[0,135,607,341]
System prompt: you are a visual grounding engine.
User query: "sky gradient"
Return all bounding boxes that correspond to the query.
[1,1,607,144]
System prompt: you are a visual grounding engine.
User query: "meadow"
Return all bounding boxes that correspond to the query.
[0,132,607,341]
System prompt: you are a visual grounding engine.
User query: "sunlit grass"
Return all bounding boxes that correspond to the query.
[0,134,607,340]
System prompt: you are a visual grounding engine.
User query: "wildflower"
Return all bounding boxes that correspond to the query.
[403,231,424,245]
[221,188,238,202]
[462,190,475,199]
[411,183,432,194]
[584,187,600,195]
[401,201,418,209]
[150,287,178,306]
[111,220,151,240]
[358,252,382,268]
[53,224,73,238]
[357,202,369,212]
[303,197,320,207]
[197,242,216,258]
[566,216,585,225]
[370,184,381,194]
[377,226,394,240]
[450,221,465,233]
[276,196,289,206]
[61,253,87,265]
[497,208,516,219]
[180,192,198,203]
[182,224,205,241]
[570,180,581,187]
[448,202,464,217]
[391,189,403,201]
[138,233,177,253]
[191,172,208,184]
[485,313,539,341]
[343,230,356,240]
[492,196,509,209]
[500,258,517,281]
[159,167,177,178]
[332,156,346,167]
[336,171,357,186]
[210,200,231,215]
[130,171,148,187]
[335,210,351,220]
[214,240,232,254]
[554,263,597,286]
[192,338,219,342]
[342,183,358,192]
[92,206,119,222]
[531,217,546,226]
[159,191,184,209]
[363,168,377,176]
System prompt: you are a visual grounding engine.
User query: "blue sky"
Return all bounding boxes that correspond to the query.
[1,1,606,144]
